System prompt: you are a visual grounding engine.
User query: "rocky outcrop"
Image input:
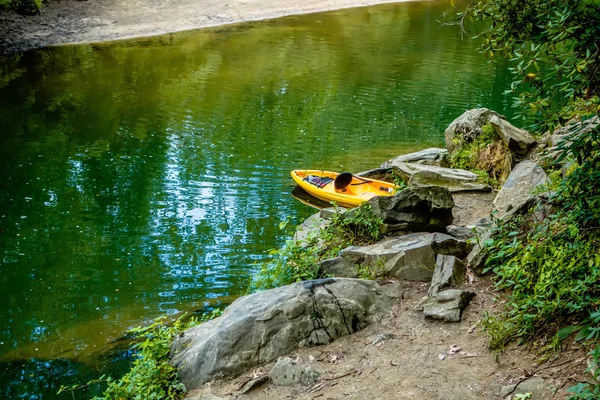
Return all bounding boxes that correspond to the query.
[428,255,466,297]
[444,108,504,153]
[380,148,449,168]
[423,289,475,322]
[368,186,454,233]
[171,278,399,389]
[321,232,468,282]
[493,160,549,218]
[391,162,490,192]
[489,115,536,155]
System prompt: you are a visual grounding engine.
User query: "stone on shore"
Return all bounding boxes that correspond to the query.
[444,108,504,153]
[493,160,549,218]
[380,148,449,168]
[428,255,466,297]
[391,162,490,192]
[489,115,536,155]
[321,232,468,282]
[423,289,475,322]
[368,186,454,233]
[171,278,399,389]
[269,357,321,386]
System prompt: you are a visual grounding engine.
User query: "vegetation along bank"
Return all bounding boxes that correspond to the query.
[57,0,600,398]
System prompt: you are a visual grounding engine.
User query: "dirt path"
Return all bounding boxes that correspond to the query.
[186,278,583,399]
[0,0,425,54]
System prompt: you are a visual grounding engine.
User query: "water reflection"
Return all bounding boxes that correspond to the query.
[0,1,513,397]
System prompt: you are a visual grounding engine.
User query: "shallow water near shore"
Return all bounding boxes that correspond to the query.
[0,2,515,397]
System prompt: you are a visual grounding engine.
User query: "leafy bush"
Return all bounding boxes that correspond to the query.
[59,310,221,400]
[481,120,600,350]
[451,0,600,132]
[248,203,383,292]
[448,122,503,187]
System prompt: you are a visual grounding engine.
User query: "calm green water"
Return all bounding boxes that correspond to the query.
[0,2,514,398]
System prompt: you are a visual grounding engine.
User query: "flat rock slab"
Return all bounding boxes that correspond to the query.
[171,278,399,389]
[321,232,468,282]
[380,148,448,168]
[392,162,490,192]
[423,289,475,322]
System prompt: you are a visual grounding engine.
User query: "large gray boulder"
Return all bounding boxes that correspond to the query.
[321,232,468,282]
[493,160,549,218]
[444,108,504,153]
[380,148,449,168]
[171,278,399,388]
[489,115,536,155]
[368,186,454,233]
[391,162,490,192]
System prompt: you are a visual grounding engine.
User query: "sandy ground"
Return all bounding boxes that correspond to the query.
[0,0,425,54]
[187,278,587,400]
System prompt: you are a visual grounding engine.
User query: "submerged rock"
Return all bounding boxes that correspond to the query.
[368,186,454,233]
[171,278,398,389]
[493,160,549,218]
[428,255,466,297]
[391,162,490,192]
[380,148,449,168]
[321,232,468,282]
[444,108,504,153]
[423,289,475,322]
[489,115,536,155]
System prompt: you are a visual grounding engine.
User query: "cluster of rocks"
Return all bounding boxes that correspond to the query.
[173,108,565,397]
[172,278,403,389]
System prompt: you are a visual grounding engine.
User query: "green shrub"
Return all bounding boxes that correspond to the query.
[248,203,383,292]
[481,121,600,350]
[59,310,221,400]
[6,0,42,14]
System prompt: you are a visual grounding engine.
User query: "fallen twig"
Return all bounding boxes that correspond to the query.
[324,369,357,381]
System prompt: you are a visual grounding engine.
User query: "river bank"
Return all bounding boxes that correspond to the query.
[163,109,595,400]
[0,0,427,54]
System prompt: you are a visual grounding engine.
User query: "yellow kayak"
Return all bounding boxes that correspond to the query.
[290,170,396,208]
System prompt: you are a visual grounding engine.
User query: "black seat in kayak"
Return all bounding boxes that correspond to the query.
[334,172,354,190]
